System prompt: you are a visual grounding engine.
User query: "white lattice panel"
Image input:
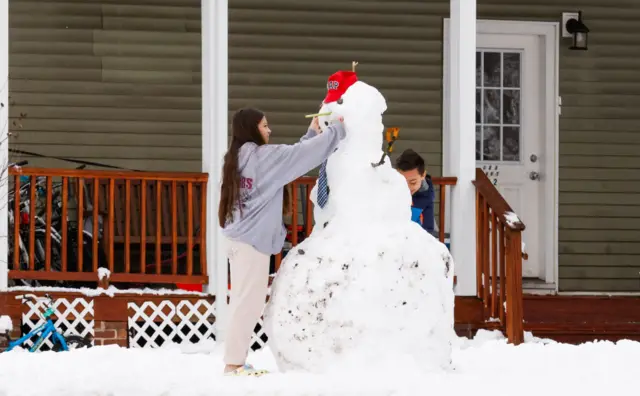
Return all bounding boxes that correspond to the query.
[21,298,94,350]
[127,299,270,350]
[249,287,274,351]
[127,300,217,348]
[251,317,269,351]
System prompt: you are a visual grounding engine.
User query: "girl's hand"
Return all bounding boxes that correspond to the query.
[309,116,321,134]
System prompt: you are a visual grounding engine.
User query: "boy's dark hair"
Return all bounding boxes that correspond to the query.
[395,149,426,175]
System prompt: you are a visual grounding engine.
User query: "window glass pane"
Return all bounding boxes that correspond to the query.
[476,52,482,87]
[476,126,481,161]
[503,127,520,161]
[483,52,501,87]
[476,89,481,123]
[482,126,500,161]
[483,89,500,124]
[503,53,521,88]
[503,90,520,125]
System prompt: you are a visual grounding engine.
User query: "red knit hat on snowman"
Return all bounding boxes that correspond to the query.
[323,61,359,104]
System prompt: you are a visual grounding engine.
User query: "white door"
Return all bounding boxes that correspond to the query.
[475,34,545,279]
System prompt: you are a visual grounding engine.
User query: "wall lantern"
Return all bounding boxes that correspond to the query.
[562,11,589,50]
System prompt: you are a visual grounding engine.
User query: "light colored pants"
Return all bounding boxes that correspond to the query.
[224,239,270,366]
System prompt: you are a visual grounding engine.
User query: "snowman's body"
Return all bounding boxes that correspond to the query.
[263,80,456,374]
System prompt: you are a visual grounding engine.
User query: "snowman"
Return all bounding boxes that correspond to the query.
[263,65,456,374]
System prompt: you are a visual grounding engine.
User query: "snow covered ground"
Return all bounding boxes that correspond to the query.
[0,330,637,396]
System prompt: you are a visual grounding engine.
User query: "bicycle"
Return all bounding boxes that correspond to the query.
[1,294,92,352]
[8,163,107,287]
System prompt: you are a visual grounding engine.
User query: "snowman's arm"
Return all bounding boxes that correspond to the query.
[256,123,345,192]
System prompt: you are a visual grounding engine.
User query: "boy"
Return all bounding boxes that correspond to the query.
[395,149,437,237]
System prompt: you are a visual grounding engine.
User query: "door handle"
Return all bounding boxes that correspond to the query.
[529,171,540,181]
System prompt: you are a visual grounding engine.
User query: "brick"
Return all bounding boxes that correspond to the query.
[116,329,128,339]
[102,339,127,347]
[103,321,127,330]
[94,330,117,339]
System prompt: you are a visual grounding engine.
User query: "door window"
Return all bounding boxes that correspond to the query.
[476,51,522,162]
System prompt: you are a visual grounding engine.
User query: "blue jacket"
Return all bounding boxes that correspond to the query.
[410,176,435,234]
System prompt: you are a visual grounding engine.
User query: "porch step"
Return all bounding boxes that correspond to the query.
[455,295,640,344]
[525,323,640,344]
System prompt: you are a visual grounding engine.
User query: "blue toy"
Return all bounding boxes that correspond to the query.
[2,294,92,352]
[410,207,423,224]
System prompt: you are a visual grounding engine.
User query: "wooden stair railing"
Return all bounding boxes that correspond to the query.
[473,168,525,345]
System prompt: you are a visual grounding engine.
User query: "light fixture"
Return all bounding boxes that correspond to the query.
[563,11,589,50]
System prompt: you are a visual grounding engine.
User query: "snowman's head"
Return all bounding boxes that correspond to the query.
[317,102,339,133]
[318,81,387,134]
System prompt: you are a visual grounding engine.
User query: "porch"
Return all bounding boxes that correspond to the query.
[2,165,639,349]
[0,160,576,349]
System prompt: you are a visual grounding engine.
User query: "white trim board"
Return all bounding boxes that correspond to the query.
[442,19,560,288]
[0,0,8,291]
[201,0,229,338]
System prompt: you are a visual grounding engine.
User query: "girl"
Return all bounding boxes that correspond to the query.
[218,107,345,376]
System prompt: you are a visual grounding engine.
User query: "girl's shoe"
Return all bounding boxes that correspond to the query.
[224,364,268,377]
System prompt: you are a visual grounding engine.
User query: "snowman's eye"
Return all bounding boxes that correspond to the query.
[337,98,343,105]
[324,121,329,126]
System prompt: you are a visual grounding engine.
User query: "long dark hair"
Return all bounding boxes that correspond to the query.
[218,108,266,227]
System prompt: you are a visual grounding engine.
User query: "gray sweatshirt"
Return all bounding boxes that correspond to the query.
[221,122,346,255]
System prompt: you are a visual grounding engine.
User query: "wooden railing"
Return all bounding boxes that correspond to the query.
[7,167,208,287]
[7,167,455,290]
[275,176,458,269]
[473,168,524,345]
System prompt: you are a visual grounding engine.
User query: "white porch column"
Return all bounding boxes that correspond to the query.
[202,0,229,338]
[448,0,477,296]
[0,0,9,291]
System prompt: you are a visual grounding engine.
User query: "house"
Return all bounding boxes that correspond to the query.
[1,0,639,349]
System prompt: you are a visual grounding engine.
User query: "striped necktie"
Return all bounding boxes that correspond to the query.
[317,160,329,208]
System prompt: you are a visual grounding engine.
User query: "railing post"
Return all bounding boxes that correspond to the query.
[505,229,524,345]
[0,0,9,291]
[202,0,229,340]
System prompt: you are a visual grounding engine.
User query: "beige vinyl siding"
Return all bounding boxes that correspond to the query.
[8,0,202,171]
